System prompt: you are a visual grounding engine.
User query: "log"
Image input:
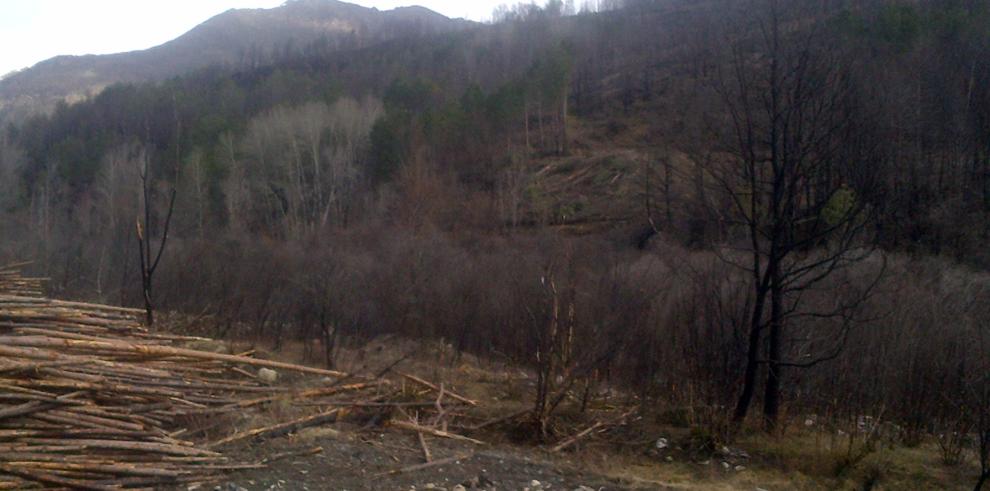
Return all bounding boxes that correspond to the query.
[389,420,485,445]
[468,408,531,431]
[262,446,323,464]
[0,336,348,378]
[397,372,478,406]
[376,453,474,477]
[550,407,637,453]
[210,408,345,448]
[0,271,488,489]
[0,464,116,491]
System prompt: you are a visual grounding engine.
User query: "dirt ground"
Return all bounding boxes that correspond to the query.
[209,423,634,491]
[170,335,976,491]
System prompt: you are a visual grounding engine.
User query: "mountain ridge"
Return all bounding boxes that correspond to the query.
[0,0,474,122]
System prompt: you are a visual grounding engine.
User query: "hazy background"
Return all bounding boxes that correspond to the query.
[0,0,499,77]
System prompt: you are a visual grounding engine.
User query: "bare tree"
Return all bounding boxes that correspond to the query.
[136,145,177,326]
[707,0,881,430]
[235,98,381,236]
[965,295,990,491]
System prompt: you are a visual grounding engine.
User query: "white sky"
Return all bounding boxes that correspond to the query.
[0,0,503,77]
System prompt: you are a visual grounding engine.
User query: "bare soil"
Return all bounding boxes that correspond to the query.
[212,422,637,491]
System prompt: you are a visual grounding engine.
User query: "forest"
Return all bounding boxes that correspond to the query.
[0,0,989,487]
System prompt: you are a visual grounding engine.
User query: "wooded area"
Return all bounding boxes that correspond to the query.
[0,0,989,487]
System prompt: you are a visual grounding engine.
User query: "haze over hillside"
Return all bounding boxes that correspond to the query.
[0,0,472,121]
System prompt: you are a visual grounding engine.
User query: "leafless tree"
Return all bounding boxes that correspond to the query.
[135,145,176,326]
[707,0,882,430]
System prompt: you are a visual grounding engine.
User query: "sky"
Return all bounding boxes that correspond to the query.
[0,0,503,77]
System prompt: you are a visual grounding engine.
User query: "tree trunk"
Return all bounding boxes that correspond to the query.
[663,156,673,229]
[763,262,783,431]
[560,88,569,155]
[733,288,767,423]
[975,472,988,491]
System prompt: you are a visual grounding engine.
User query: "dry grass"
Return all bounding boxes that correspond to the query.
[169,315,982,491]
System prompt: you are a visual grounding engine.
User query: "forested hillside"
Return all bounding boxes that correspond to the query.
[1,0,990,487]
[0,0,471,123]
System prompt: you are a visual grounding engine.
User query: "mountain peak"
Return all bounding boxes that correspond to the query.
[0,1,472,122]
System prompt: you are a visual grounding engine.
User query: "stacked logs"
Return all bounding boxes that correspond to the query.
[0,264,637,489]
[0,293,354,490]
[0,262,46,298]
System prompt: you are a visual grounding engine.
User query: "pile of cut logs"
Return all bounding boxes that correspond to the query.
[0,262,46,298]
[0,292,362,489]
[0,264,491,490]
[0,264,634,489]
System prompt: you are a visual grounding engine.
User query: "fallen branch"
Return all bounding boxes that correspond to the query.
[550,407,638,453]
[375,453,474,477]
[469,408,531,431]
[210,408,345,448]
[397,372,477,406]
[262,446,324,464]
[417,432,433,463]
[390,420,485,445]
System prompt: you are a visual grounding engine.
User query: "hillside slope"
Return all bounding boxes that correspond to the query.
[0,0,472,122]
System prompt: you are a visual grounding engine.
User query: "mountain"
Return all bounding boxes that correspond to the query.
[0,0,473,122]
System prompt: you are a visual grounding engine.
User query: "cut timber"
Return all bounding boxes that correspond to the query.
[397,372,477,406]
[0,335,347,378]
[187,382,375,415]
[418,431,433,463]
[390,420,485,445]
[0,262,483,489]
[18,438,221,457]
[550,407,637,453]
[210,408,345,448]
[0,295,144,315]
[0,464,115,491]
[262,446,323,464]
[469,408,531,431]
[376,453,474,477]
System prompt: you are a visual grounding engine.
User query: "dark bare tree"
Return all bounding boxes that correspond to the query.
[707,0,882,430]
[135,147,176,327]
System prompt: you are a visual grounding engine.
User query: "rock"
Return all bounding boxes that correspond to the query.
[735,465,746,471]
[573,487,596,491]
[258,368,279,383]
[452,486,467,491]
[718,445,750,461]
[721,461,731,470]
[655,437,670,450]
[473,473,495,488]
[664,456,674,462]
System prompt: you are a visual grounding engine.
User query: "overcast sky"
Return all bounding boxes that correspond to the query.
[0,0,502,77]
